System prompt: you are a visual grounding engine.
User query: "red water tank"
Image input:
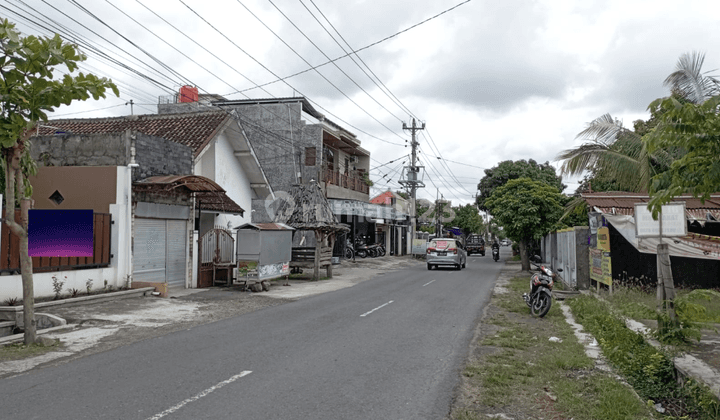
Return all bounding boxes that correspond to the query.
[179,85,198,103]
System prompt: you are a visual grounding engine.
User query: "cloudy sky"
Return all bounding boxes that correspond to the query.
[6,0,720,205]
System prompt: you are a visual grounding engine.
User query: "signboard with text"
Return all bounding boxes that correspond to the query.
[635,202,686,238]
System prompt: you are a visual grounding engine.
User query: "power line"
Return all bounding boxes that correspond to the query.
[306,0,420,121]
[223,0,474,99]
[178,0,406,148]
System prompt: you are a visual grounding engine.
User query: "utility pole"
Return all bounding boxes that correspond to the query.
[126,99,134,115]
[400,118,425,251]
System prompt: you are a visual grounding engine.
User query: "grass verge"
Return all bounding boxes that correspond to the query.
[0,341,61,362]
[567,294,720,419]
[452,275,654,420]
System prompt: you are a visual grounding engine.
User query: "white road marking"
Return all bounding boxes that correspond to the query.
[423,280,436,287]
[360,300,394,317]
[145,371,252,420]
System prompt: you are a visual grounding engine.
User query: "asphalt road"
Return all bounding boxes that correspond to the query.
[1,249,507,420]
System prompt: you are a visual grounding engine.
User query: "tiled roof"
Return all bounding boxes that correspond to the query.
[581,191,720,220]
[38,111,230,157]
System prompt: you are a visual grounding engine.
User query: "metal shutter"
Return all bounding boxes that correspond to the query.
[134,218,166,283]
[166,220,187,287]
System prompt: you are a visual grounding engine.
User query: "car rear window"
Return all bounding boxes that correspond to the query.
[431,240,456,249]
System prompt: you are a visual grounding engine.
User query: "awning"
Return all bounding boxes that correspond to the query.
[602,213,720,260]
[135,175,245,216]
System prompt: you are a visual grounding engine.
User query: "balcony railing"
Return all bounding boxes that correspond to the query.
[323,169,369,194]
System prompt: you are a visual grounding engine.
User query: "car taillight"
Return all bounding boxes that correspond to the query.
[451,248,457,255]
[427,248,434,254]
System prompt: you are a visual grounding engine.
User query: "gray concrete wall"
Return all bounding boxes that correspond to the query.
[220,103,320,195]
[31,131,193,184]
[574,226,590,289]
[32,132,131,167]
[133,133,193,182]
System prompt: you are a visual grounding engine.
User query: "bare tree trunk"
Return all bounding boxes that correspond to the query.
[519,240,530,271]
[4,145,35,344]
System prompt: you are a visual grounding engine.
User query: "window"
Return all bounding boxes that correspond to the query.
[305,147,316,166]
[344,157,349,175]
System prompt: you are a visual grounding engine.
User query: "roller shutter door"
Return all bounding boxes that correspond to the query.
[134,218,188,287]
[166,220,187,287]
[134,218,166,283]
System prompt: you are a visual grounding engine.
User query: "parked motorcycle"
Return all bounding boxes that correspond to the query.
[354,239,370,258]
[345,238,355,259]
[522,255,562,318]
[492,247,500,262]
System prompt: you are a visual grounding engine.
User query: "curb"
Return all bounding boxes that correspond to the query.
[0,287,156,314]
[0,324,79,346]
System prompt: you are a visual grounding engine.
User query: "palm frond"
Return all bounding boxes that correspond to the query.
[575,114,639,145]
[557,142,641,177]
[559,196,586,223]
[664,51,720,104]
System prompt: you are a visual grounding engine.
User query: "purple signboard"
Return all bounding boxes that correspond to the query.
[28,209,93,257]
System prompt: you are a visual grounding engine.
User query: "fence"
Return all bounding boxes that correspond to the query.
[0,210,112,273]
[541,226,590,289]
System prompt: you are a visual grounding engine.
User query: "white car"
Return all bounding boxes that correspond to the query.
[501,239,510,246]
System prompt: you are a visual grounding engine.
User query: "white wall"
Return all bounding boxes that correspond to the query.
[212,132,252,229]
[0,166,133,302]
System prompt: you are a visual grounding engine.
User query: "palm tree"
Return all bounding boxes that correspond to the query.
[664,51,720,104]
[557,52,717,194]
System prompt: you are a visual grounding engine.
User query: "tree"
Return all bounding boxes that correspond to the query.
[556,113,675,194]
[558,52,718,196]
[485,178,564,270]
[395,190,409,200]
[450,204,483,235]
[476,159,565,211]
[0,20,118,344]
[644,94,720,216]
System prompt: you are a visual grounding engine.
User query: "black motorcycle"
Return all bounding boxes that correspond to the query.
[492,246,500,262]
[345,238,355,259]
[522,255,562,318]
[354,239,370,258]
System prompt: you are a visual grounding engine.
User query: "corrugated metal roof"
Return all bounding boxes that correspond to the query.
[134,175,245,215]
[38,111,230,158]
[582,192,720,220]
[235,222,294,231]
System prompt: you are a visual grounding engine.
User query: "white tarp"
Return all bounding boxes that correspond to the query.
[602,213,720,261]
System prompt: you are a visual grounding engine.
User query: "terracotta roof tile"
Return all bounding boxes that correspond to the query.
[38,111,230,157]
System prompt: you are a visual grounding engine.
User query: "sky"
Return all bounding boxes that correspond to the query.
[5,0,720,206]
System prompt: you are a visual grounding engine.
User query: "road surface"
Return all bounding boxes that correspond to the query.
[1,250,507,419]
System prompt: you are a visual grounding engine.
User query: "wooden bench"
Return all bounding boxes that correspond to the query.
[290,246,333,279]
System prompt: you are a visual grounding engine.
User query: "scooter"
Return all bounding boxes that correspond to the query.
[354,239,370,258]
[522,255,562,318]
[492,246,500,262]
[344,238,355,259]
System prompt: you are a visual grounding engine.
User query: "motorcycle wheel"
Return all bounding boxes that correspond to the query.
[357,249,367,258]
[345,248,354,259]
[531,293,552,318]
[379,247,386,256]
[368,248,377,258]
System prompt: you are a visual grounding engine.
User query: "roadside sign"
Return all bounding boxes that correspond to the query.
[635,202,686,238]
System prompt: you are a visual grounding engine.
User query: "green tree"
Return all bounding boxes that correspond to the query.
[558,52,717,196]
[645,94,720,216]
[485,178,564,270]
[477,159,565,212]
[450,204,483,235]
[0,20,118,344]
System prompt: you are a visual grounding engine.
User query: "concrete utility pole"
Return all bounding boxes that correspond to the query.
[400,118,425,247]
[126,99,134,115]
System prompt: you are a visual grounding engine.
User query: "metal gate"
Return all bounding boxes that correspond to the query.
[134,218,187,287]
